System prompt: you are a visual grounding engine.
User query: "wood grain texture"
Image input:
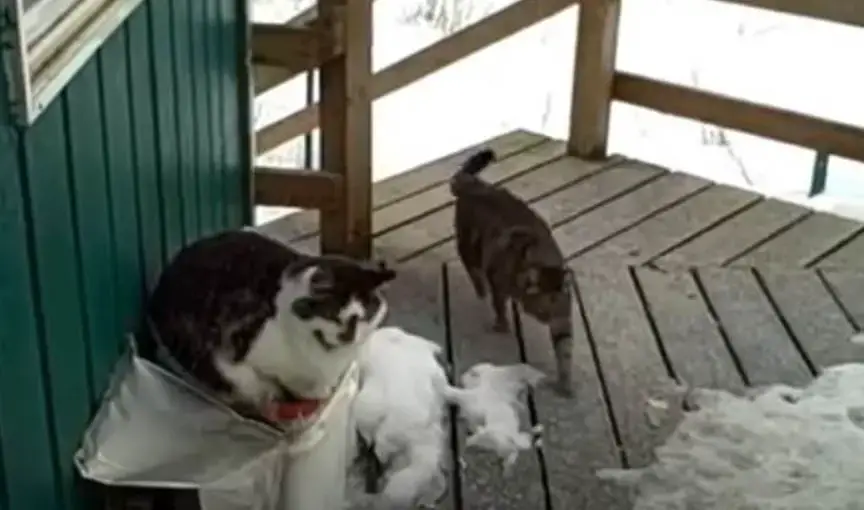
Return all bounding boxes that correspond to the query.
[819,269,864,329]
[634,266,745,392]
[755,268,861,370]
[572,265,683,469]
[575,185,759,264]
[814,230,864,268]
[695,267,812,387]
[615,73,864,164]
[556,171,712,259]
[653,199,810,267]
[568,0,621,158]
[730,213,863,267]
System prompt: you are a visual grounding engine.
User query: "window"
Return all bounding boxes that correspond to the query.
[2,0,145,126]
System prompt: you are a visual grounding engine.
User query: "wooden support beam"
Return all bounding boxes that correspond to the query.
[614,72,864,164]
[567,0,621,159]
[250,23,342,82]
[318,0,373,258]
[254,168,342,208]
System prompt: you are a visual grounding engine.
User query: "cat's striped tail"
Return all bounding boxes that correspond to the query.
[450,148,496,196]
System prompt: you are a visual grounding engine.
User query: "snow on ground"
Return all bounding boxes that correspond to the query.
[598,362,864,509]
[252,0,864,226]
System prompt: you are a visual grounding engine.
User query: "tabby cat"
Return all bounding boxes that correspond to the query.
[451,149,574,396]
[142,230,396,415]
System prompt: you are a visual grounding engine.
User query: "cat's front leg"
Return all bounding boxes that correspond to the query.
[467,268,487,299]
[488,286,510,333]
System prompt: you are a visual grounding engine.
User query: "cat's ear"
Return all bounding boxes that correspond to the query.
[361,259,397,289]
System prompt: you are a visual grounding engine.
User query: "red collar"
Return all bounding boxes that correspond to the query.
[265,399,325,422]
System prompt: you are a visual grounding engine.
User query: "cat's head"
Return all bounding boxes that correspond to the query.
[282,255,397,352]
[504,228,570,294]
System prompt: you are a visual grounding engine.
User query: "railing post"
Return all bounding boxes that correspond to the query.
[318,0,374,258]
[567,0,621,159]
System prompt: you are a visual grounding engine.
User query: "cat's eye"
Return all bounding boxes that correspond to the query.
[291,297,317,320]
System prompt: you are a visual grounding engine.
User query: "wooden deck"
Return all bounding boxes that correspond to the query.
[257,130,864,509]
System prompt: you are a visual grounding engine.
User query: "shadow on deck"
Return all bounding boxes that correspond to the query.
[259,130,864,509]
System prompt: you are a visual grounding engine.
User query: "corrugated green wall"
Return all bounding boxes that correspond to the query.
[0,0,250,509]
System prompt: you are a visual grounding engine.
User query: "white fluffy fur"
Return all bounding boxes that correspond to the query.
[352,326,451,509]
[445,363,546,473]
[215,266,389,405]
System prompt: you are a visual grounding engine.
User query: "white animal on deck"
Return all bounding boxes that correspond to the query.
[352,326,451,509]
[444,362,545,473]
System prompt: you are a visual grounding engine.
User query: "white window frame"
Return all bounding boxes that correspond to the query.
[2,0,145,126]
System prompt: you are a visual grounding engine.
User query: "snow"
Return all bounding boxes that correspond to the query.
[598,363,864,509]
[251,0,864,227]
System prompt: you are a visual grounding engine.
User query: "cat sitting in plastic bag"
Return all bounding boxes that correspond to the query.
[445,363,545,474]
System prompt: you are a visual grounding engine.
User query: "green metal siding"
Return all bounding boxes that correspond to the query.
[0,0,249,508]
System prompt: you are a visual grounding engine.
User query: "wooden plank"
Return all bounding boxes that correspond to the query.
[171,0,201,240]
[695,267,812,387]
[255,0,578,153]
[252,1,355,95]
[372,156,631,263]
[205,0,228,232]
[254,168,343,209]
[634,266,745,392]
[614,73,864,164]
[818,269,864,329]
[255,131,545,243]
[250,24,342,72]
[652,199,810,267]
[574,184,760,264]
[568,0,621,159]
[0,49,61,510]
[319,0,373,256]
[713,0,864,30]
[814,229,864,268]
[149,0,185,257]
[730,213,863,267]
[573,265,682,468]
[515,274,629,508]
[445,261,547,509]
[417,159,665,263]
[755,268,861,370]
[126,5,165,288]
[555,171,713,259]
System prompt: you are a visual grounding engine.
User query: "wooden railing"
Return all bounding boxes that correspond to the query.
[250,0,864,258]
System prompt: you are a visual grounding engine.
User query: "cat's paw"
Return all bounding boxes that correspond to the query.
[553,379,575,398]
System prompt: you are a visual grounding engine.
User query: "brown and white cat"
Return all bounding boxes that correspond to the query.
[142,229,396,416]
[451,149,575,396]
